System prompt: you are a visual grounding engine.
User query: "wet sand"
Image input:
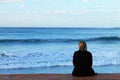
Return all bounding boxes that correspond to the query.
[0,74,120,80]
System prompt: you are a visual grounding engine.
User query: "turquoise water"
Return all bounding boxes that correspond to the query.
[0,27,120,73]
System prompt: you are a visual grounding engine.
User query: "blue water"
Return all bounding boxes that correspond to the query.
[0,27,120,73]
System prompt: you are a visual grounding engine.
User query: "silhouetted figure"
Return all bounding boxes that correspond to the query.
[72,41,96,77]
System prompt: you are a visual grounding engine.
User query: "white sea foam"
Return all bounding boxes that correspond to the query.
[0,49,120,69]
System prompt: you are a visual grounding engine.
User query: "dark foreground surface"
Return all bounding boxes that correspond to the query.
[0,74,120,80]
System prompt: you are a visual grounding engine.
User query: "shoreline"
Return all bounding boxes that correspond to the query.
[0,65,120,74]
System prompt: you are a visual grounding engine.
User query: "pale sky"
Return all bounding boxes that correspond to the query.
[0,0,120,27]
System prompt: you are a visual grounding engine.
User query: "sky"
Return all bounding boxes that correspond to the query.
[0,0,120,27]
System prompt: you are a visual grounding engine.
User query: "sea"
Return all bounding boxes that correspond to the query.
[0,27,120,74]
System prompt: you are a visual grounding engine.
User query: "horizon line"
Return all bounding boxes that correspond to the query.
[0,27,120,28]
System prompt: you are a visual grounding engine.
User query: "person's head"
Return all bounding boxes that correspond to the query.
[78,41,87,51]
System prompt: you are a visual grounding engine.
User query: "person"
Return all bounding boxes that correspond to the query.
[72,41,96,77]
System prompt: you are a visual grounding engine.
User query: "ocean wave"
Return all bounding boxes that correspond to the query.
[0,51,120,69]
[87,36,120,41]
[0,62,119,69]
[0,36,119,43]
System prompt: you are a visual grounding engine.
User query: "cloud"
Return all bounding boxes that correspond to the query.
[0,0,22,3]
[70,10,84,15]
[20,4,25,8]
[54,10,67,14]
[46,10,85,15]
[32,0,55,2]
[0,0,89,3]
[94,5,113,9]
[81,0,89,3]
[45,10,66,15]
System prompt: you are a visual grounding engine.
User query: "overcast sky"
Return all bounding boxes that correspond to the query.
[0,0,120,27]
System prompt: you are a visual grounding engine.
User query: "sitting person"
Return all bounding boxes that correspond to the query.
[72,41,96,77]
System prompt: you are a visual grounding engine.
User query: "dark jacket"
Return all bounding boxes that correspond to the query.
[72,50,96,77]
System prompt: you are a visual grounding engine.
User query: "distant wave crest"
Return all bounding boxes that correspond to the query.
[0,36,119,43]
[87,36,120,42]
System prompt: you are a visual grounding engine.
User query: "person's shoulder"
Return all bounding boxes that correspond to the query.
[74,50,79,55]
[74,50,79,53]
[86,51,92,56]
[74,50,82,54]
[86,51,91,53]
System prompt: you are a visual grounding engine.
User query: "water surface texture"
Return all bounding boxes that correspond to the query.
[0,28,120,73]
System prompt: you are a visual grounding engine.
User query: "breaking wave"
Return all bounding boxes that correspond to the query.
[0,36,119,43]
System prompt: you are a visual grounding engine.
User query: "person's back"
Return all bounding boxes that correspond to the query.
[72,41,96,77]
